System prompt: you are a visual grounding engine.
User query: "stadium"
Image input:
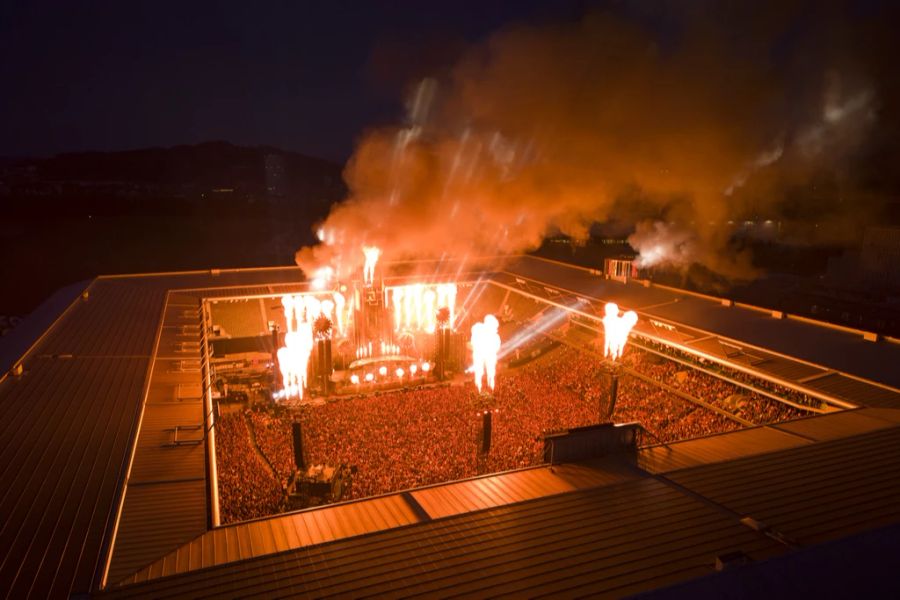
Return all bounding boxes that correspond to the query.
[3,254,900,598]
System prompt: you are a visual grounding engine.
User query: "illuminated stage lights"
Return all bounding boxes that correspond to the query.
[387,283,458,333]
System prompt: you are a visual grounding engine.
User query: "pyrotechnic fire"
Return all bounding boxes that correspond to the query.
[277,295,314,399]
[275,291,348,399]
[310,266,334,290]
[601,303,638,361]
[362,246,381,285]
[386,283,457,333]
[470,314,501,393]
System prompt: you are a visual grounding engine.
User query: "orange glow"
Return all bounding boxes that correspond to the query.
[277,295,314,399]
[601,302,638,361]
[275,291,349,399]
[470,314,501,392]
[386,282,457,333]
[362,246,381,285]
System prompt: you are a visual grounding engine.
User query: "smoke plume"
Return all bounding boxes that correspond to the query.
[298,3,897,281]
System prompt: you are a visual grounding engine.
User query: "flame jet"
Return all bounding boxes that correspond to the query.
[362,246,381,285]
[601,303,638,361]
[276,295,317,399]
[387,283,458,334]
[471,314,501,393]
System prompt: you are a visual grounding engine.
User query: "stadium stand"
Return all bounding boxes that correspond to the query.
[1,256,900,598]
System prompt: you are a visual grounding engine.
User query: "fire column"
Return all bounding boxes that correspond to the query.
[600,303,638,421]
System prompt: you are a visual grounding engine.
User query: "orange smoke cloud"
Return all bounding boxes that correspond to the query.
[298,6,888,281]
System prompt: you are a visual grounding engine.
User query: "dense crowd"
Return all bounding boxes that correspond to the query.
[245,409,294,483]
[621,350,810,424]
[216,345,813,522]
[215,411,284,524]
[637,339,825,410]
[613,375,741,441]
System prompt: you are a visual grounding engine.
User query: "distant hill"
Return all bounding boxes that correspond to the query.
[0,142,348,316]
[0,141,346,218]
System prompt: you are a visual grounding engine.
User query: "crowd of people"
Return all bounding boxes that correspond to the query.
[637,339,825,410]
[245,409,294,483]
[621,350,810,424]
[216,343,816,523]
[215,411,284,524]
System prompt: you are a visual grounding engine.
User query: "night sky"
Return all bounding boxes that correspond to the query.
[0,0,596,162]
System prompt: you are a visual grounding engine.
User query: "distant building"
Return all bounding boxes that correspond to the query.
[605,257,638,283]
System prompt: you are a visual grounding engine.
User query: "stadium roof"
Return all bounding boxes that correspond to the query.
[101,408,900,598]
[496,256,900,407]
[1,256,900,598]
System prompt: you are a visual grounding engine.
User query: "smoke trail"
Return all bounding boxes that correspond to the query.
[298,4,895,281]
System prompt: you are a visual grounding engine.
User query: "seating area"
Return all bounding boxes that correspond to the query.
[216,344,812,523]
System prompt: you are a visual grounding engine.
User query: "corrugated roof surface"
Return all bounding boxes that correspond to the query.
[0,279,89,376]
[668,426,900,546]
[106,410,900,598]
[0,266,308,598]
[751,356,825,381]
[37,280,165,358]
[640,521,900,599]
[411,458,638,519]
[852,407,900,424]
[125,492,421,586]
[637,426,810,473]
[4,259,900,598]
[0,356,149,598]
[123,458,641,586]
[105,480,207,589]
[103,289,210,586]
[805,373,900,408]
[126,403,205,482]
[771,408,900,441]
[104,478,784,599]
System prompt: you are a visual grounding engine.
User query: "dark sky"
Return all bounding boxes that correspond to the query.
[0,0,596,162]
